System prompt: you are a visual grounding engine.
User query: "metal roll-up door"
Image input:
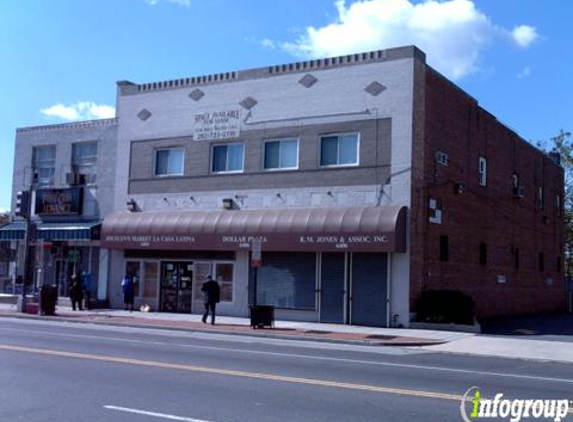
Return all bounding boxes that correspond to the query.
[351,253,388,327]
[251,252,316,310]
[320,253,346,323]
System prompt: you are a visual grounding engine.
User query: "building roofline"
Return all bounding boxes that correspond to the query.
[16,117,117,134]
[117,45,426,95]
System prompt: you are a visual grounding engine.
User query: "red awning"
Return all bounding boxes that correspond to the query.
[101,206,407,252]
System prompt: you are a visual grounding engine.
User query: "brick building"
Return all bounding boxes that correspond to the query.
[4,45,565,326]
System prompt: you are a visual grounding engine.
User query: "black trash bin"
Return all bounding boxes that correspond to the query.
[39,284,58,316]
[250,305,274,329]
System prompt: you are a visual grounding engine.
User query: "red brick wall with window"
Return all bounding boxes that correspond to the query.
[410,67,566,319]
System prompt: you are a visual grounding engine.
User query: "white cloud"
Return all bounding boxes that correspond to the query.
[273,0,539,80]
[40,102,116,121]
[261,38,277,49]
[512,25,538,48]
[517,66,531,79]
[144,0,190,7]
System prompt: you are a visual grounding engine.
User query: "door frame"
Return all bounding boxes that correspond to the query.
[159,260,194,313]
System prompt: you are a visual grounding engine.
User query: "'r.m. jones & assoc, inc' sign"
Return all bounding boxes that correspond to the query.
[102,233,395,252]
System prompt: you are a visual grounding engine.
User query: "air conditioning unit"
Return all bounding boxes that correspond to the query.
[66,172,86,186]
[513,186,525,198]
[435,151,449,167]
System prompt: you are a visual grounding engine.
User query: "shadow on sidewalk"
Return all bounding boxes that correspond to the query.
[481,312,573,339]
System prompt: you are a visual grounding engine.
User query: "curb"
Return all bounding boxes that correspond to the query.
[0,312,446,348]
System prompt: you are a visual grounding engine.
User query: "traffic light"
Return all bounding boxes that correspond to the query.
[15,191,30,218]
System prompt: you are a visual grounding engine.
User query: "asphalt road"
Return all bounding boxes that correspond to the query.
[0,318,572,422]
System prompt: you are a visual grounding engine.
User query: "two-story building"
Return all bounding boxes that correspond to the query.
[5,45,566,326]
[1,119,117,302]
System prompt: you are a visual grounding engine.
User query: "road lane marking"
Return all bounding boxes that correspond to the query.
[0,344,463,402]
[104,405,216,422]
[3,344,572,416]
[1,326,573,385]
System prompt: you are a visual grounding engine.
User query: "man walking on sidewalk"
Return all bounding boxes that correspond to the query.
[201,275,220,325]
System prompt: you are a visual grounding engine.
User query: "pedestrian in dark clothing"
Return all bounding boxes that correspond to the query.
[81,271,92,310]
[122,273,136,312]
[201,275,220,325]
[69,274,83,311]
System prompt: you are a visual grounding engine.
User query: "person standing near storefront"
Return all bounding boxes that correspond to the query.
[69,274,83,311]
[81,271,92,310]
[201,275,220,325]
[121,272,136,312]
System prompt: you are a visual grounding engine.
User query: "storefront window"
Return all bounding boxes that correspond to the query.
[143,261,159,298]
[215,262,233,302]
[125,261,141,296]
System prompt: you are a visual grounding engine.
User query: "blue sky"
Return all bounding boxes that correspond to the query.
[0,0,571,211]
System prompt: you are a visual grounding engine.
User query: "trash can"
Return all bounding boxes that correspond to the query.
[250,305,274,329]
[38,284,58,316]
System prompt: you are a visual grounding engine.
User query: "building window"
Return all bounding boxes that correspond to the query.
[32,145,56,187]
[556,194,562,216]
[154,148,184,176]
[72,142,98,184]
[439,235,449,262]
[512,173,520,188]
[215,262,234,302]
[479,242,487,266]
[478,156,487,186]
[537,186,544,209]
[539,253,545,272]
[212,143,244,173]
[263,138,298,170]
[320,133,359,167]
[513,247,520,270]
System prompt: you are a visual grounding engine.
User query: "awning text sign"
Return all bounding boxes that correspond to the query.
[102,232,395,252]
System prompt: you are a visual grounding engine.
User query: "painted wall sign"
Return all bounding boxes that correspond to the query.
[35,188,83,216]
[193,109,240,141]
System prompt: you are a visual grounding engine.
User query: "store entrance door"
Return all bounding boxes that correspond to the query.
[55,259,71,297]
[160,262,194,313]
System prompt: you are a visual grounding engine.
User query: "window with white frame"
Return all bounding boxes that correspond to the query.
[214,262,234,302]
[264,138,298,170]
[32,146,56,187]
[72,142,98,183]
[478,156,487,186]
[320,133,359,166]
[211,143,244,173]
[154,148,184,176]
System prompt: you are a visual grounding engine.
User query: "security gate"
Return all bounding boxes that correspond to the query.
[319,252,388,327]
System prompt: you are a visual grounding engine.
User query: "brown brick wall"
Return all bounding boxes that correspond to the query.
[410,67,566,319]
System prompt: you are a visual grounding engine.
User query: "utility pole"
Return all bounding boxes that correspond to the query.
[15,190,33,313]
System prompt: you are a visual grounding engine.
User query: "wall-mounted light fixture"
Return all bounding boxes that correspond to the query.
[126,198,138,212]
[221,198,234,210]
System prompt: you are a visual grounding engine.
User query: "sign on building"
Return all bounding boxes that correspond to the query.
[35,188,84,216]
[193,110,241,141]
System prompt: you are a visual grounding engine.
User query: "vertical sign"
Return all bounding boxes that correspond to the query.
[251,238,262,267]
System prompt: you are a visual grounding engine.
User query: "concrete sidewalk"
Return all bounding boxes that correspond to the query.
[2,303,572,363]
[0,303,468,346]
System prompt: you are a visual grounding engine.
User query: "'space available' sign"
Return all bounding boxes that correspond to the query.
[193,109,241,141]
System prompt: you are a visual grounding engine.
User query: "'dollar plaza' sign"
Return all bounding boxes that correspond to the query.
[193,109,241,141]
[35,188,83,216]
